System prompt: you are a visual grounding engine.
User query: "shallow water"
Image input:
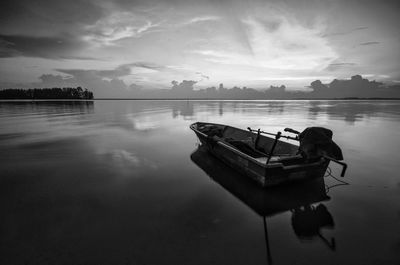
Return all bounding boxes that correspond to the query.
[0,100,399,265]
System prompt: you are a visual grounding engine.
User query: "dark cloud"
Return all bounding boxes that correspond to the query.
[195,72,210,81]
[53,62,168,97]
[325,62,356,71]
[57,67,130,80]
[56,69,102,78]
[98,65,132,79]
[354,26,369,31]
[0,38,17,57]
[171,80,197,96]
[329,63,356,66]
[87,65,136,79]
[0,34,90,59]
[308,75,390,98]
[129,62,165,71]
[57,62,164,80]
[324,26,369,37]
[260,18,282,33]
[0,74,78,89]
[33,72,131,98]
[359,41,380,46]
[0,0,107,59]
[0,0,105,36]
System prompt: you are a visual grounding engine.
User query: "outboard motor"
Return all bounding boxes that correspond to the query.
[298,127,343,161]
[253,126,347,177]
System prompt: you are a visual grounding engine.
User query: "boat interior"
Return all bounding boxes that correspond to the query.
[194,122,305,165]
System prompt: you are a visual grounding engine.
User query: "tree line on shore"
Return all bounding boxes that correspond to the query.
[0,87,93,99]
[125,75,399,99]
[1,75,398,99]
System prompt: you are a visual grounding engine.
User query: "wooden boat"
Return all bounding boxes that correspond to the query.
[190,122,346,187]
[191,145,330,216]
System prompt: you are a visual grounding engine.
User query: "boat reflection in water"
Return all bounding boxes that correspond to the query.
[191,145,336,264]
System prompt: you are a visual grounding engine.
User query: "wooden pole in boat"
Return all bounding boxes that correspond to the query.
[266,132,281,164]
[255,128,261,149]
[248,127,298,141]
[263,216,273,265]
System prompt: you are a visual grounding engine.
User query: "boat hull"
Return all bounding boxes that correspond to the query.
[191,145,330,216]
[191,122,329,187]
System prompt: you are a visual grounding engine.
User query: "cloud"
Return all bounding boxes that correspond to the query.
[44,70,131,98]
[0,74,78,89]
[56,62,165,79]
[195,72,210,81]
[51,62,177,96]
[129,62,165,71]
[0,1,109,59]
[0,38,17,57]
[171,80,197,93]
[359,41,380,46]
[329,63,357,66]
[45,63,160,97]
[1,0,399,90]
[0,0,105,36]
[309,74,388,98]
[83,11,163,45]
[57,68,128,80]
[189,15,337,71]
[183,16,220,25]
[0,34,92,60]
[325,62,357,71]
[52,61,207,92]
[324,26,369,37]
[354,26,369,31]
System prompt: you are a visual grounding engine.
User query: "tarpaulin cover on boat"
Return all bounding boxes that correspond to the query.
[298,127,343,161]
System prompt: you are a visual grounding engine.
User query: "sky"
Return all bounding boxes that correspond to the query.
[0,0,399,96]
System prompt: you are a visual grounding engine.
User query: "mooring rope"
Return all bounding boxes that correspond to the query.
[324,166,349,193]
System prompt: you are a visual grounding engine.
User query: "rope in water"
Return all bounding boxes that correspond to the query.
[324,166,349,193]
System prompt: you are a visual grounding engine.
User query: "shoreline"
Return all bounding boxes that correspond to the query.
[1,98,400,101]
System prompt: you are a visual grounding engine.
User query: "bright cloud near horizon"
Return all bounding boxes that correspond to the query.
[0,0,399,96]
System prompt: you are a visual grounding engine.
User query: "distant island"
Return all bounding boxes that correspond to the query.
[114,75,400,99]
[1,75,399,100]
[0,87,94,99]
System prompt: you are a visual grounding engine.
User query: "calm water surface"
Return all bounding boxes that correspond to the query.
[0,100,399,265]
